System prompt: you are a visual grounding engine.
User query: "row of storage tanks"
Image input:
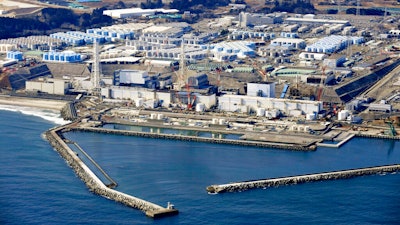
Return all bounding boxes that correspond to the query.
[6,51,23,61]
[305,35,364,53]
[42,51,82,62]
[228,31,275,41]
[0,36,64,51]
[86,28,134,40]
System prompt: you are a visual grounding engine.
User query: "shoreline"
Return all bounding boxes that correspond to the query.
[0,95,68,111]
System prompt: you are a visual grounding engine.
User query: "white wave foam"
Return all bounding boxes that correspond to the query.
[0,104,70,125]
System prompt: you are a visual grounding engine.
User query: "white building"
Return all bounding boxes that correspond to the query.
[238,12,283,27]
[103,8,179,19]
[270,37,306,49]
[26,79,70,95]
[218,94,321,116]
[298,52,326,61]
[101,86,217,109]
[114,70,150,86]
[247,82,275,98]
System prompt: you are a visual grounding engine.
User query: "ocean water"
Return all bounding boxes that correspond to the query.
[0,106,399,225]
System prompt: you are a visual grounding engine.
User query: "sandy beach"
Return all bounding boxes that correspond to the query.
[0,95,68,111]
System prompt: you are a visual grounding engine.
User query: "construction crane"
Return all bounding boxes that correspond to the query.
[252,60,267,82]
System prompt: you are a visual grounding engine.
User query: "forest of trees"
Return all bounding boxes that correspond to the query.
[169,0,231,13]
[0,8,112,39]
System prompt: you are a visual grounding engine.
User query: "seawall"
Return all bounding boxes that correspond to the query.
[206,164,400,193]
[72,126,316,151]
[355,133,400,140]
[44,124,178,218]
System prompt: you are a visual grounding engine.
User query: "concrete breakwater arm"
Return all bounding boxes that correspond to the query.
[44,125,178,218]
[206,164,400,194]
[73,126,315,151]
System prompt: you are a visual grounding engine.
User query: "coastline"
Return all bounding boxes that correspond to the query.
[0,95,68,111]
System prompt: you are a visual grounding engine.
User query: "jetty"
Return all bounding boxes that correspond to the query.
[44,122,178,218]
[206,164,400,193]
[72,124,318,151]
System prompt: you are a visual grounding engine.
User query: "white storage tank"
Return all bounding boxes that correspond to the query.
[219,118,226,125]
[136,98,143,107]
[212,118,219,124]
[306,113,316,120]
[196,103,205,112]
[157,114,164,120]
[256,108,266,117]
[338,110,349,121]
[150,113,157,119]
[304,126,310,132]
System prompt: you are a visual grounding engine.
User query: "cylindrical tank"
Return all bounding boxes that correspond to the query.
[304,126,310,133]
[195,103,205,112]
[256,108,266,117]
[219,118,226,125]
[136,98,143,107]
[157,114,164,120]
[338,110,349,121]
[212,118,219,124]
[306,113,316,120]
[150,113,157,119]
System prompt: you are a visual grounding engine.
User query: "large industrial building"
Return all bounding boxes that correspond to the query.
[247,82,276,98]
[218,94,322,116]
[103,8,179,19]
[26,78,70,95]
[238,12,284,27]
[113,70,150,86]
[100,86,217,110]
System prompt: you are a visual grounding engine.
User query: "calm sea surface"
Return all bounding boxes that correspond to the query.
[1,106,399,225]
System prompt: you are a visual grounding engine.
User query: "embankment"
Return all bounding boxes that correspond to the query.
[44,123,178,218]
[206,164,400,193]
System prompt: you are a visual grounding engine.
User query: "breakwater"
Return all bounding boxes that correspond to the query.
[72,126,316,151]
[44,123,178,218]
[355,133,400,140]
[206,164,400,193]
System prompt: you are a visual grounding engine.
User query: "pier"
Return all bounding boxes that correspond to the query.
[206,164,400,194]
[44,123,178,218]
[71,126,317,151]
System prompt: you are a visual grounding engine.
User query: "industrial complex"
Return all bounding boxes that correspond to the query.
[1,0,400,218]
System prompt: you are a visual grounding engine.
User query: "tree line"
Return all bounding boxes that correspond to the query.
[0,8,112,39]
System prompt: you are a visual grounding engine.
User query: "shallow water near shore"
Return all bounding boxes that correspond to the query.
[1,109,399,224]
